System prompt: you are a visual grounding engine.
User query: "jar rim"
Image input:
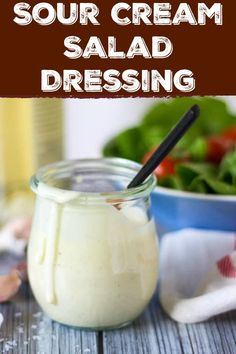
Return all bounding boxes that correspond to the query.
[30,158,156,203]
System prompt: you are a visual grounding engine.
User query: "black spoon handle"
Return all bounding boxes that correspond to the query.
[127,104,200,189]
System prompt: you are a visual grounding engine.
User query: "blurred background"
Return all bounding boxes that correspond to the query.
[65,97,236,158]
[1,96,236,306]
[1,96,236,227]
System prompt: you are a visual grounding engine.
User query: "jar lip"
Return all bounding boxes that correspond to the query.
[30,158,156,203]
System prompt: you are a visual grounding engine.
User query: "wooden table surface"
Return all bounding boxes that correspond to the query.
[1,280,236,354]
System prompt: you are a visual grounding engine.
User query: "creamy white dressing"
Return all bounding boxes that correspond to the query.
[35,235,46,264]
[28,182,159,329]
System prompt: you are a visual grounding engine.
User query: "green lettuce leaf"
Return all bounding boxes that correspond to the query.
[176,163,216,187]
[219,149,236,186]
[158,175,184,190]
[189,176,236,195]
[103,97,236,161]
[103,97,236,195]
[143,97,235,136]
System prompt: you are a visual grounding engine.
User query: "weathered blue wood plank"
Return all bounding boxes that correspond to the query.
[103,292,236,354]
[1,283,236,354]
[0,285,98,354]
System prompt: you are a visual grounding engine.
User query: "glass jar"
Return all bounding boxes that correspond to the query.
[28,158,159,330]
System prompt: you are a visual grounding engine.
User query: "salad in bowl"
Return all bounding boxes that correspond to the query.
[103,97,236,232]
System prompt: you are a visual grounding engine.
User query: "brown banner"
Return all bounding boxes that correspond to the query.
[0,1,235,97]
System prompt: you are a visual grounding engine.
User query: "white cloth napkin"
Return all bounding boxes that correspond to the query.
[159,228,236,323]
[0,221,27,256]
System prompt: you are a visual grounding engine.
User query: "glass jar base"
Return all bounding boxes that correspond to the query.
[53,319,133,331]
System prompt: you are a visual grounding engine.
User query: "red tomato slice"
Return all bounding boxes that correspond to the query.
[222,126,236,142]
[155,157,176,178]
[206,136,234,164]
[142,149,177,178]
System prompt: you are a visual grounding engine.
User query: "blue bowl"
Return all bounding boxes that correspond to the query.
[151,186,236,235]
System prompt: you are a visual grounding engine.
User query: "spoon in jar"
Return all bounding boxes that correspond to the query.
[127,104,200,189]
[108,104,200,208]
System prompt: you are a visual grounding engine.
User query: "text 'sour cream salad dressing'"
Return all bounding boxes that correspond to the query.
[28,182,159,329]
